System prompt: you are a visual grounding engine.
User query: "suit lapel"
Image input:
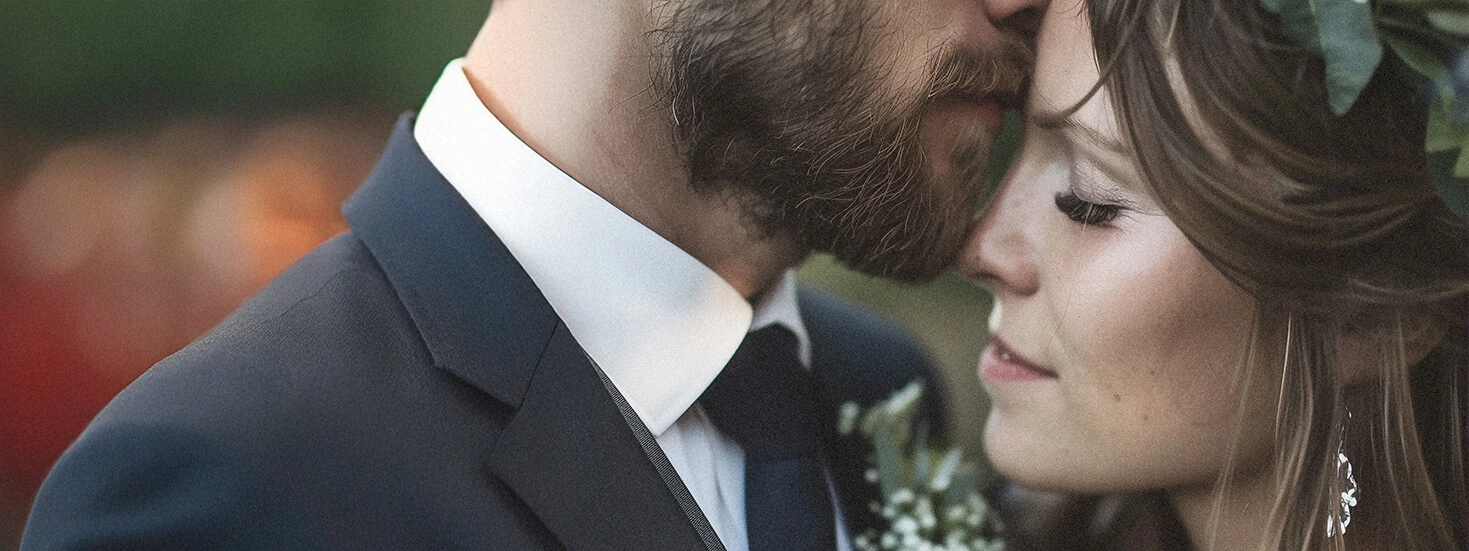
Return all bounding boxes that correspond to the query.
[344,114,704,550]
[343,113,555,409]
[489,322,707,550]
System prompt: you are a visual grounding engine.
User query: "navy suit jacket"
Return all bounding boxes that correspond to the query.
[23,115,944,550]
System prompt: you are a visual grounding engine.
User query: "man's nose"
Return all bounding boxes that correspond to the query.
[985,0,1047,37]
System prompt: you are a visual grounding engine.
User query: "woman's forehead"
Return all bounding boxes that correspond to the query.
[1028,4,1124,149]
[1029,4,1100,116]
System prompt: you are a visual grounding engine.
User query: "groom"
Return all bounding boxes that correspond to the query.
[24,0,1039,549]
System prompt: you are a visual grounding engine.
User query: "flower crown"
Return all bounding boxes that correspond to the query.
[1261,0,1469,219]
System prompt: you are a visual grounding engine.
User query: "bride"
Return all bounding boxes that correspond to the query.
[959,0,1468,549]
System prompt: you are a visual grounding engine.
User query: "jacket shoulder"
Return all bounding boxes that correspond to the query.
[106,232,446,434]
[23,233,517,549]
[798,285,943,410]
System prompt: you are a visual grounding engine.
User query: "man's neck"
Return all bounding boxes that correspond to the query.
[461,0,803,298]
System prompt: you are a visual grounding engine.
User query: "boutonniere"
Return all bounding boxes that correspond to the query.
[838,382,1004,551]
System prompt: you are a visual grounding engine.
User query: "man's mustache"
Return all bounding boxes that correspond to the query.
[924,36,1033,111]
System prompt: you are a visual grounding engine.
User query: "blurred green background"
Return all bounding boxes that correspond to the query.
[1,2,998,547]
[3,2,481,138]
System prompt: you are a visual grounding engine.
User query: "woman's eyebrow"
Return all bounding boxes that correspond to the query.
[1030,109,1127,154]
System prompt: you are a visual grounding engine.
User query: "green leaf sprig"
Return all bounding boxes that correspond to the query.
[1261,0,1469,219]
[838,382,1003,551]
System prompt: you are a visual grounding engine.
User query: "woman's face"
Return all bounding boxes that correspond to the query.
[957,4,1275,495]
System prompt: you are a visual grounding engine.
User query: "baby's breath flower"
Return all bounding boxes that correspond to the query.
[839,402,862,436]
[915,496,937,530]
[893,516,919,535]
[892,488,916,505]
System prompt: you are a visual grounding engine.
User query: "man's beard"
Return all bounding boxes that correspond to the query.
[654,0,1031,282]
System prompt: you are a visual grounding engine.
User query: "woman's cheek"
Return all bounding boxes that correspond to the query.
[1048,226,1243,430]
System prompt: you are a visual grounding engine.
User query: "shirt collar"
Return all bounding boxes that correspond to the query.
[413,59,810,436]
[749,270,812,367]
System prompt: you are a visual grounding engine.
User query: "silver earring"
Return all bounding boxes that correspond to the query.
[1327,411,1359,538]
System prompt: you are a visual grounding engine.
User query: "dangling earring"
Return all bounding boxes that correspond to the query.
[1327,411,1359,538]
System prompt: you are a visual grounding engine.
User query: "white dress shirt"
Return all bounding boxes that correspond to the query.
[414,59,849,551]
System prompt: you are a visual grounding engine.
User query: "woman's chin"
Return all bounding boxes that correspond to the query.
[982,410,1112,494]
[982,410,1063,490]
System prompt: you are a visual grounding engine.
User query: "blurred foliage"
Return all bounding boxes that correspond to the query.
[1,1,491,139]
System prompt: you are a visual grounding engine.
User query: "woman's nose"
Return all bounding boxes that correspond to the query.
[957,175,1040,297]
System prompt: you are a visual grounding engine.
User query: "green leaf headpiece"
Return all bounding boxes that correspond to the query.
[1261,0,1469,219]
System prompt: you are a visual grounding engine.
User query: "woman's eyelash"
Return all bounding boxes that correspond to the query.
[1054,190,1122,226]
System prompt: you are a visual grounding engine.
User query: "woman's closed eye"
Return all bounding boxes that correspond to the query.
[1054,189,1122,226]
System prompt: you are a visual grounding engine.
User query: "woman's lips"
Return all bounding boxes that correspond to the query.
[979,338,1058,383]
